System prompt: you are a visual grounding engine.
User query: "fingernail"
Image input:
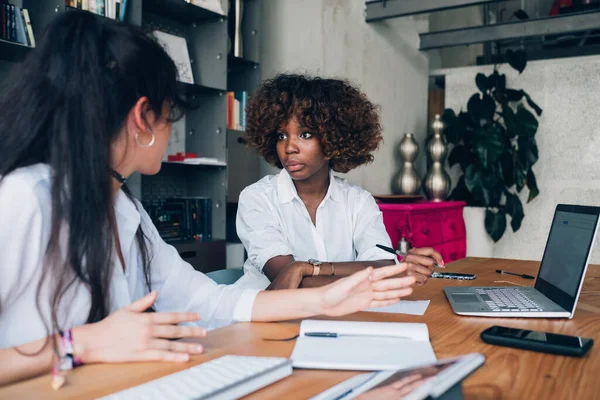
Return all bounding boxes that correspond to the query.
[196,345,203,353]
[179,354,190,362]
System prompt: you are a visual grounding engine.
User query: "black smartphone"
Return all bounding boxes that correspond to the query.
[481,326,593,357]
[431,272,476,280]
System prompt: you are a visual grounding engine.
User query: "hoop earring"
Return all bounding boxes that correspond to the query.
[135,131,155,148]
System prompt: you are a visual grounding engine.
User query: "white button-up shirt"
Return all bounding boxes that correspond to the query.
[235,169,396,290]
[0,164,259,349]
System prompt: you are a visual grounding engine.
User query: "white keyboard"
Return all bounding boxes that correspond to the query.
[477,288,543,311]
[99,355,292,400]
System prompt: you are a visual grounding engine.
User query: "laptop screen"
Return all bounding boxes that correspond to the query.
[535,206,600,312]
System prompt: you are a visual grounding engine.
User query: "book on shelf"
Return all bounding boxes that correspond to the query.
[227,91,248,131]
[64,0,127,21]
[227,0,243,57]
[0,3,34,48]
[190,0,226,16]
[152,30,194,85]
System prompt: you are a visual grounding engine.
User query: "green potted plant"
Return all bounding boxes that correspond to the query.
[442,50,542,244]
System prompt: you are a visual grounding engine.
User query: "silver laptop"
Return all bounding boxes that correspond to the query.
[444,204,600,318]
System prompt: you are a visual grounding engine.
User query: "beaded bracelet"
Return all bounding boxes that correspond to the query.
[51,329,83,390]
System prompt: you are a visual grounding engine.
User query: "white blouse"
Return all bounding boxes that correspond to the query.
[235,169,397,290]
[0,164,259,349]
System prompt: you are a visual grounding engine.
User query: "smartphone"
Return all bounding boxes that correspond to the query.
[431,272,476,280]
[481,326,593,357]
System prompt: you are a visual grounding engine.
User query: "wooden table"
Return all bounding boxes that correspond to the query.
[2,258,600,399]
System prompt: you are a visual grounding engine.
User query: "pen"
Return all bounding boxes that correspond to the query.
[305,332,411,340]
[496,269,535,280]
[376,244,445,269]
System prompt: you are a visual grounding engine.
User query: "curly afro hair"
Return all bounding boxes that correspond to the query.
[244,74,383,173]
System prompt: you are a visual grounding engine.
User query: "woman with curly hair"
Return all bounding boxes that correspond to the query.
[236,74,443,290]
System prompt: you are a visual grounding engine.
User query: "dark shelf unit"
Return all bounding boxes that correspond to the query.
[229,55,259,68]
[0,39,31,63]
[178,82,225,98]
[143,0,224,24]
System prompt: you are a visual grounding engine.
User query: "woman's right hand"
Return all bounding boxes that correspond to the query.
[266,261,312,290]
[73,291,206,364]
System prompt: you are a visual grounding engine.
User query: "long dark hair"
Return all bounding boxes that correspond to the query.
[0,11,185,333]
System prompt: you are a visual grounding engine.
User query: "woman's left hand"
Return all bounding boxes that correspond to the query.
[319,264,416,317]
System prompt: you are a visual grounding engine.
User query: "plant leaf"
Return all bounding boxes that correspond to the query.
[443,109,462,145]
[502,105,518,138]
[448,145,469,168]
[481,94,496,121]
[450,176,474,204]
[472,126,504,169]
[517,137,539,170]
[526,168,540,203]
[476,73,488,93]
[522,90,543,116]
[500,150,516,188]
[464,165,488,206]
[516,104,538,138]
[467,93,482,119]
[482,166,504,206]
[506,49,528,74]
[465,164,503,207]
[485,209,507,242]
[506,193,525,232]
[464,164,480,193]
[488,71,506,93]
[497,73,506,92]
[515,164,526,192]
[505,89,524,102]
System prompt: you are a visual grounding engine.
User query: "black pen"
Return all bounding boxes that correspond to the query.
[376,244,445,269]
[305,332,411,339]
[496,269,535,280]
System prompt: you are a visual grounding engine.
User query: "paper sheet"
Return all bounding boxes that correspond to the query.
[291,320,436,371]
[365,300,430,315]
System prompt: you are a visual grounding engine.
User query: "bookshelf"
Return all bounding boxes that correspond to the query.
[2,0,263,272]
[225,0,262,248]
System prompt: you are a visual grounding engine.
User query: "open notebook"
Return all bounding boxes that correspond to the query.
[290,320,436,371]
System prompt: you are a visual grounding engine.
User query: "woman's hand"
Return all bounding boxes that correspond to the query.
[73,291,207,364]
[318,263,416,317]
[404,247,444,286]
[266,261,312,290]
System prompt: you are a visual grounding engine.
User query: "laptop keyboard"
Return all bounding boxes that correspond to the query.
[476,288,543,312]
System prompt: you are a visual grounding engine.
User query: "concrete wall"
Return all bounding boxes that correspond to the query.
[259,0,430,195]
[438,55,600,263]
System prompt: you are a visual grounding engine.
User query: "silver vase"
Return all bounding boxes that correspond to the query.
[423,114,451,201]
[392,133,421,195]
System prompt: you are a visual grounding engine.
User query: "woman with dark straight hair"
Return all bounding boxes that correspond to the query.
[0,11,416,387]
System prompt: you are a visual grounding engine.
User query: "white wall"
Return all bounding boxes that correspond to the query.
[439,55,600,263]
[259,0,429,195]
